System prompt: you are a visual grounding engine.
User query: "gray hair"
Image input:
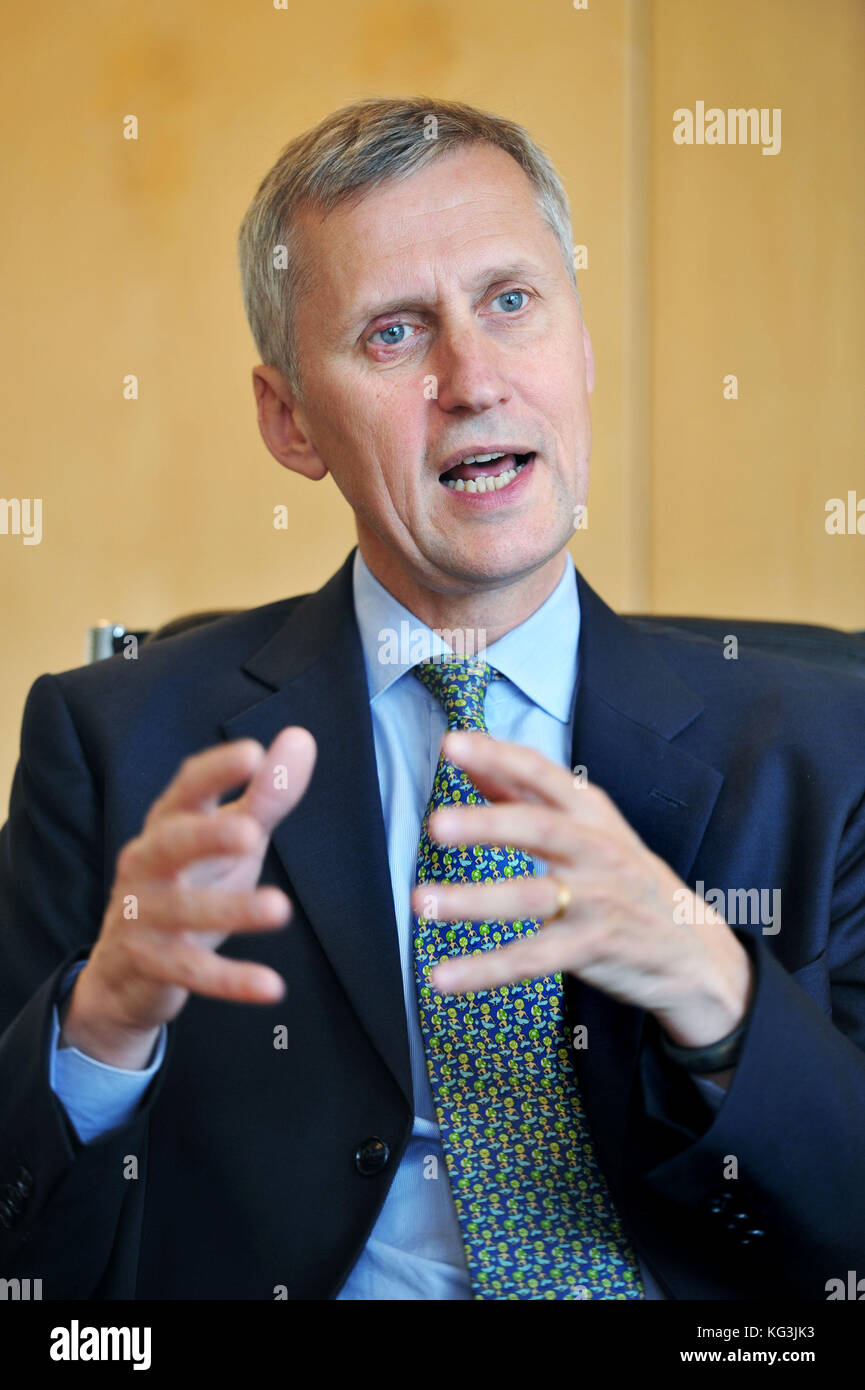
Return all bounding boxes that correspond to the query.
[237,96,580,403]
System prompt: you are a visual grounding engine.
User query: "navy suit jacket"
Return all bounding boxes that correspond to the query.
[0,547,863,1299]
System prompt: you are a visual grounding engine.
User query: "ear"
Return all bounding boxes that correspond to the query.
[252,366,328,480]
[581,321,595,396]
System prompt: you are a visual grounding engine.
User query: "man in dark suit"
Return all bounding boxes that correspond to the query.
[1,97,863,1300]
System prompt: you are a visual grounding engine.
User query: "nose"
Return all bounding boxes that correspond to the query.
[431,319,514,414]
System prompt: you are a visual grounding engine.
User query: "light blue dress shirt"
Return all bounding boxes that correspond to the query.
[49,546,724,1299]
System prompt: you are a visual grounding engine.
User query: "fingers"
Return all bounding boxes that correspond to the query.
[411,873,563,928]
[426,803,572,867]
[425,798,629,869]
[134,933,287,1003]
[432,929,567,995]
[135,883,292,936]
[119,811,265,880]
[433,731,648,855]
[102,728,317,1020]
[147,739,268,823]
[143,726,317,843]
[441,730,583,813]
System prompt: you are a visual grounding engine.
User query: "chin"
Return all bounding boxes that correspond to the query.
[435,536,561,586]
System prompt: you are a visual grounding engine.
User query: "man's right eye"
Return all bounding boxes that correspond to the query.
[368,322,420,347]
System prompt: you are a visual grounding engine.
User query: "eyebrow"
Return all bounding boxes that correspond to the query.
[344,261,550,336]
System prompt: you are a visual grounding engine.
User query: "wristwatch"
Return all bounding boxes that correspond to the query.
[658,1012,750,1073]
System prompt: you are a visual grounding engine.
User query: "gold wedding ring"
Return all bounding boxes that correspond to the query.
[546,878,572,923]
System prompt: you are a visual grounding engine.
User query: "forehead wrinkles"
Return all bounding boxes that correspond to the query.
[363,228,533,311]
[351,183,536,276]
[297,173,541,320]
[369,182,526,236]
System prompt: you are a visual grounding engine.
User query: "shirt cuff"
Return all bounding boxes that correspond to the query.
[49,961,167,1144]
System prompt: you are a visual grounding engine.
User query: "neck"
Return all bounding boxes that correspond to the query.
[357,539,569,646]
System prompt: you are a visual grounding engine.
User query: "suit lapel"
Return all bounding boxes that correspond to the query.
[221,550,413,1110]
[567,572,725,1179]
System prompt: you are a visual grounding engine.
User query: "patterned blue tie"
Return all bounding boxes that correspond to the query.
[411,656,645,1300]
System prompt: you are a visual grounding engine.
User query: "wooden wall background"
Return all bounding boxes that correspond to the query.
[1,0,862,801]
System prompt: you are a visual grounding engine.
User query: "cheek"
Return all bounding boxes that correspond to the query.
[303,372,389,493]
[521,327,587,407]
[549,343,589,407]
[331,419,415,521]
[359,391,427,509]
[528,363,590,462]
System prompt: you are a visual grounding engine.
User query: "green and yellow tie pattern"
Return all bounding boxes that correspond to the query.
[411,656,645,1300]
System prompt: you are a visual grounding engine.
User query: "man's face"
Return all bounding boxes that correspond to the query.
[281,142,593,596]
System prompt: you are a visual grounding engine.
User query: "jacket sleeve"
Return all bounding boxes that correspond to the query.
[634,787,865,1299]
[0,672,172,1297]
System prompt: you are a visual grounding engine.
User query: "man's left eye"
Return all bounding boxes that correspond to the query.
[492,289,530,313]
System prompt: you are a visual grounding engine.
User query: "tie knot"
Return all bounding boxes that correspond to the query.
[412,657,500,731]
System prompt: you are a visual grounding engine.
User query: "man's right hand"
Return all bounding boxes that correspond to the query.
[60,728,316,1069]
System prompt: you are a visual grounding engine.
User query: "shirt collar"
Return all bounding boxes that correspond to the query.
[352,547,580,724]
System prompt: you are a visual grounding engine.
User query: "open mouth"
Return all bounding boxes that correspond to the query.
[439,451,535,493]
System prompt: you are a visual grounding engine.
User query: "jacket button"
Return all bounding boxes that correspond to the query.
[737,1226,766,1247]
[0,1199,16,1229]
[15,1165,33,1195]
[355,1137,390,1176]
[724,1210,753,1233]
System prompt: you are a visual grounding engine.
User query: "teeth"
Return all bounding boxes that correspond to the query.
[443,460,528,492]
[459,451,506,466]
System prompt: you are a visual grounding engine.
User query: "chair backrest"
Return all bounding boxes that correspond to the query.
[86,612,238,662]
[143,610,242,643]
[88,610,865,677]
[626,615,865,678]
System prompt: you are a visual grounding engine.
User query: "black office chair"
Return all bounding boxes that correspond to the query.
[623,614,865,679]
[86,612,241,662]
[87,609,865,678]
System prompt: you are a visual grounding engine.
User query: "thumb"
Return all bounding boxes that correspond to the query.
[232,726,317,837]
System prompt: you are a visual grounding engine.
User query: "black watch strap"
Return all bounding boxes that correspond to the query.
[658,1014,749,1073]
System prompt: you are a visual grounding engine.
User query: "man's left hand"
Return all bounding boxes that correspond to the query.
[409,730,754,1087]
